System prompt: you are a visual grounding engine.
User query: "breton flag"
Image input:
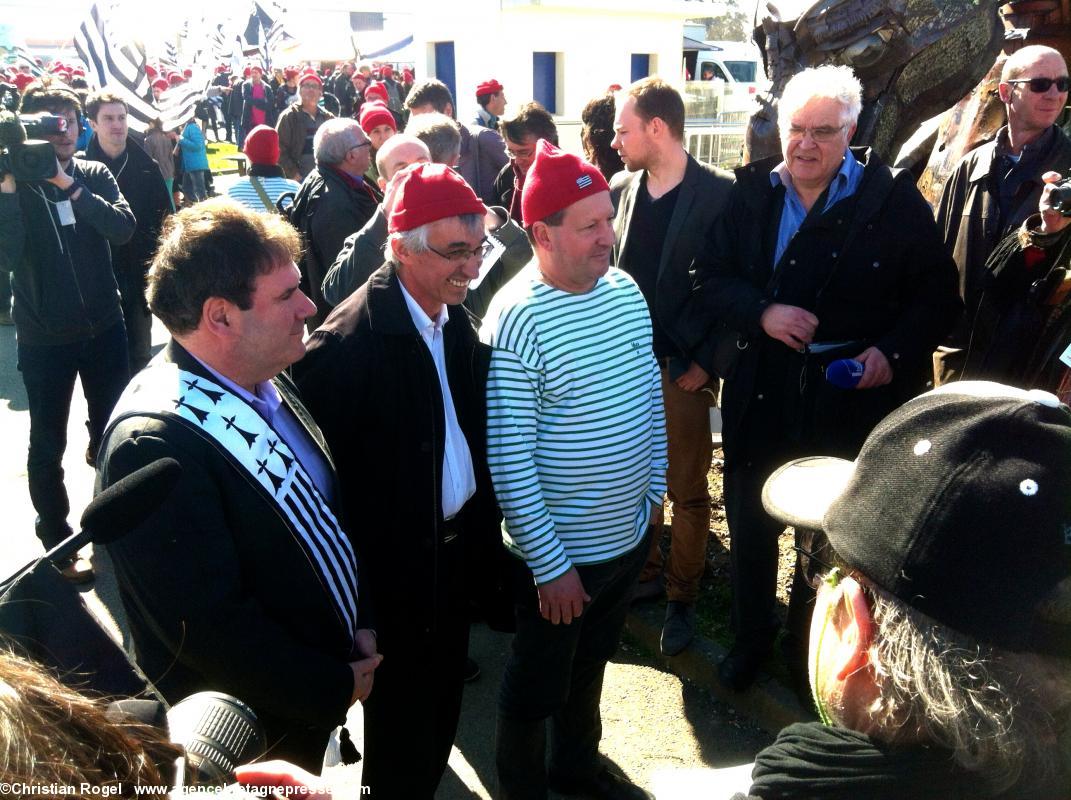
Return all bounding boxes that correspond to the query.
[73,2,206,133]
[210,23,232,63]
[162,40,180,68]
[12,45,44,76]
[240,1,297,67]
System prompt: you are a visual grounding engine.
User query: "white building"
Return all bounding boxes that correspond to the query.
[293,0,711,121]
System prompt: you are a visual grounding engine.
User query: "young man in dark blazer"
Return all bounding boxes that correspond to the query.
[609,77,733,656]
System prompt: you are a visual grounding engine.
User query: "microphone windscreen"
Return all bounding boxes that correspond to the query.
[81,457,183,546]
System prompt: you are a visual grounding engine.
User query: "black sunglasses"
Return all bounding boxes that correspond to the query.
[1007,76,1071,93]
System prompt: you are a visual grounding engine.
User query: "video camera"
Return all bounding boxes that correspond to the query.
[0,110,64,181]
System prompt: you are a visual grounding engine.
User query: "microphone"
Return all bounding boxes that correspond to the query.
[44,457,183,566]
[825,358,865,389]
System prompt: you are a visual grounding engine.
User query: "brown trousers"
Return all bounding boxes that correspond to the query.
[641,365,716,603]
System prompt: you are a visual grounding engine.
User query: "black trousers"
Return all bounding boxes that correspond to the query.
[359,536,469,799]
[17,321,129,546]
[496,534,649,800]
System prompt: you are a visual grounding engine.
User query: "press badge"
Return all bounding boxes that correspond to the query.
[1060,339,1071,369]
[55,199,76,226]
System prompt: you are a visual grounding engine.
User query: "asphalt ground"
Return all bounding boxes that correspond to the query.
[0,175,805,797]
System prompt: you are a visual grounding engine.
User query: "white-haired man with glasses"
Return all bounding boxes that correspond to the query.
[293,162,509,798]
[681,64,962,693]
[935,44,1071,385]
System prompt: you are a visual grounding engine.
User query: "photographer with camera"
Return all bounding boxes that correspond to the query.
[960,170,1071,401]
[935,45,1071,385]
[0,78,133,584]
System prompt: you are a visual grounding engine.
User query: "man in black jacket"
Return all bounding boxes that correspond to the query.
[97,200,380,773]
[0,80,134,582]
[609,77,733,656]
[288,118,378,331]
[294,163,506,798]
[682,65,961,692]
[84,90,172,373]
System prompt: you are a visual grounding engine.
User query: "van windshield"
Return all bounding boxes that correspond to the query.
[725,60,758,82]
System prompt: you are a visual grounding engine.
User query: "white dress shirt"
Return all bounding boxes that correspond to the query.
[398,281,477,519]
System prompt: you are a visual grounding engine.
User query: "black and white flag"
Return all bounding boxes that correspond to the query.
[73,2,206,133]
[240,1,297,68]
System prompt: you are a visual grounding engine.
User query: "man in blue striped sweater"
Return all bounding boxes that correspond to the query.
[482,140,667,800]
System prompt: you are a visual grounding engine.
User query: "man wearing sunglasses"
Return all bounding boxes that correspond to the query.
[294,163,509,798]
[935,44,1071,385]
[744,382,1071,799]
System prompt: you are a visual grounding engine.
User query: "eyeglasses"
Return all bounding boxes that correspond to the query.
[786,124,847,143]
[350,142,371,151]
[426,237,494,264]
[1007,76,1071,93]
[793,541,843,591]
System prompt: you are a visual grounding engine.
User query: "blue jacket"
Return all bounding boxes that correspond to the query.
[178,122,209,172]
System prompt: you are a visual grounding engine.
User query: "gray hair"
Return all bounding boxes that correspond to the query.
[1001,44,1067,82]
[777,65,862,135]
[843,581,1070,795]
[404,112,461,165]
[314,118,365,167]
[384,213,484,265]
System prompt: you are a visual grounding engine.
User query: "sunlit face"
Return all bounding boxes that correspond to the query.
[505,134,540,176]
[298,80,322,107]
[1001,52,1069,135]
[396,216,484,316]
[229,261,316,382]
[90,101,128,152]
[611,95,655,172]
[780,96,854,196]
[45,106,80,165]
[368,123,396,151]
[487,91,506,117]
[344,128,372,177]
[378,141,429,186]
[537,191,615,293]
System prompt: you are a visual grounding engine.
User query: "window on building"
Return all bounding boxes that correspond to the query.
[631,54,651,83]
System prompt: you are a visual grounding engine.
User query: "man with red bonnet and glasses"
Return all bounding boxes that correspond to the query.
[481,140,666,800]
[276,69,334,182]
[293,162,508,798]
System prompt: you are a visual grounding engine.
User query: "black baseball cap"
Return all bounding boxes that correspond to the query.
[763,382,1071,657]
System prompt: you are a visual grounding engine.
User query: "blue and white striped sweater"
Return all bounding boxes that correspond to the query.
[482,264,669,584]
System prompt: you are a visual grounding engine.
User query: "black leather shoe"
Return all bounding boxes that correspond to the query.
[718,645,767,692]
[549,767,655,800]
[660,601,695,656]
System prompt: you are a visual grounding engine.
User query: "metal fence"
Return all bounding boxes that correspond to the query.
[682,81,752,169]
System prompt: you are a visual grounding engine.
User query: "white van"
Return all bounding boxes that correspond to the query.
[690,40,764,92]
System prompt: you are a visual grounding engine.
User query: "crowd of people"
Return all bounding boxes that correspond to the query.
[0,44,1069,800]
